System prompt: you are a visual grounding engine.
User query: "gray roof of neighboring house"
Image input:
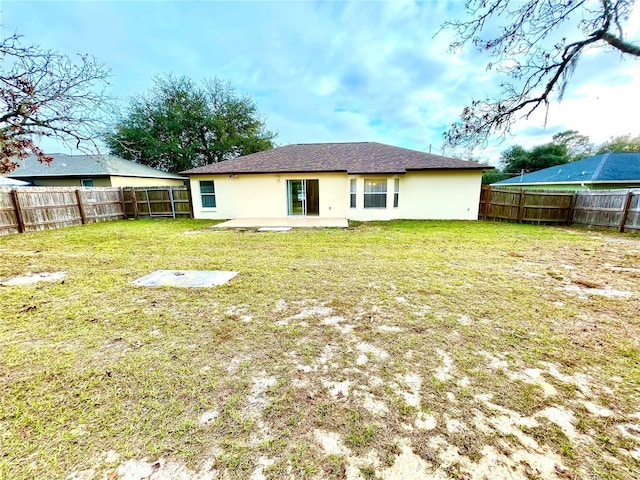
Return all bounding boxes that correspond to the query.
[0,176,30,186]
[495,152,640,185]
[8,154,186,180]
[181,142,490,175]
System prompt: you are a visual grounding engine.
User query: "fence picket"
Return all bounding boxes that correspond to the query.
[0,186,191,236]
[480,186,640,231]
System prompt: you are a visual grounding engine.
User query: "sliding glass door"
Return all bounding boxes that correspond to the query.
[287,179,319,216]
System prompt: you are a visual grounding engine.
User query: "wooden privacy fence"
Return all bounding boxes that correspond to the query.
[122,186,191,218]
[0,186,192,236]
[480,186,640,232]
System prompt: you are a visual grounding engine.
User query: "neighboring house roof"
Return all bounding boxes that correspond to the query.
[181,142,489,175]
[495,152,640,186]
[0,176,30,186]
[8,154,185,180]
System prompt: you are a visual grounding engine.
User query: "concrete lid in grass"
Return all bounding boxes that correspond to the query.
[0,271,66,286]
[132,270,238,288]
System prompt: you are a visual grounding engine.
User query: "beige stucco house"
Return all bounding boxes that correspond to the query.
[182,142,489,221]
[7,154,185,187]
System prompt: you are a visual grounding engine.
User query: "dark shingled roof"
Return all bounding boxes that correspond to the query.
[495,152,640,185]
[8,154,185,180]
[181,142,489,175]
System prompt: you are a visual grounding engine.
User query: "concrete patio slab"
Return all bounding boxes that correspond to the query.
[257,227,292,232]
[132,270,238,288]
[213,217,348,228]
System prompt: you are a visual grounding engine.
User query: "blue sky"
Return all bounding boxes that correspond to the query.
[2,0,640,166]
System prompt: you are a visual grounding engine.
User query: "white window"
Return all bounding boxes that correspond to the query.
[364,179,387,208]
[81,179,94,187]
[199,181,216,208]
[350,179,356,208]
[393,178,399,208]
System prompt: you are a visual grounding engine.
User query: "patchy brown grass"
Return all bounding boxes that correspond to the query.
[0,219,639,480]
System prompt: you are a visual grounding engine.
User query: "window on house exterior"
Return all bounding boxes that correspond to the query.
[393,178,399,208]
[81,179,94,187]
[200,180,216,208]
[350,179,357,208]
[364,179,387,208]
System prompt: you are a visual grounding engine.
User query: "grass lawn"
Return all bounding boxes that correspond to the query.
[1,219,639,480]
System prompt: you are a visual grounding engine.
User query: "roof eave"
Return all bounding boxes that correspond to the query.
[9,173,185,180]
[185,169,350,175]
[405,166,491,172]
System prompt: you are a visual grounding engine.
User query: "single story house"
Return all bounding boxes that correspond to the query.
[181,142,490,221]
[493,152,640,190]
[7,154,186,187]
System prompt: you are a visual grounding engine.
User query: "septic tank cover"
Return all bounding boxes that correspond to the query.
[132,270,238,288]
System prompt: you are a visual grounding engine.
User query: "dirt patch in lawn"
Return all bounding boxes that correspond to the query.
[0,271,66,286]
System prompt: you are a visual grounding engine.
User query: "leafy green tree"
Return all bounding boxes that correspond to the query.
[106,75,276,173]
[500,145,530,174]
[501,143,568,174]
[528,143,568,170]
[596,134,640,154]
[482,170,512,185]
[552,130,593,161]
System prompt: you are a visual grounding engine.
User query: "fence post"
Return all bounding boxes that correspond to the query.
[119,187,128,219]
[131,188,139,219]
[75,189,87,224]
[185,182,195,219]
[567,193,577,226]
[517,190,526,223]
[11,189,25,233]
[479,186,490,220]
[168,187,176,218]
[619,191,634,233]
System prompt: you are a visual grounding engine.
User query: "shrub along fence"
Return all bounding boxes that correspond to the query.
[0,186,192,235]
[480,186,640,232]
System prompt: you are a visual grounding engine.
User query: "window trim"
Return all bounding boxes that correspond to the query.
[393,178,399,208]
[199,180,217,209]
[363,178,387,209]
[349,179,357,208]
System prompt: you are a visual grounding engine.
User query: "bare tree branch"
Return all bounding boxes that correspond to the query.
[0,34,111,173]
[442,0,639,149]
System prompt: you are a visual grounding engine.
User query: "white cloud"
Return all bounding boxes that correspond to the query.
[3,0,639,164]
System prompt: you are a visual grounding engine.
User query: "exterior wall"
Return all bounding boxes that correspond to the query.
[190,170,482,221]
[29,177,111,187]
[109,176,185,187]
[190,173,349,219]
[348,171,482,221]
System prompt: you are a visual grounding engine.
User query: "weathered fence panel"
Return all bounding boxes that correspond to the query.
[122,187,191,218]
[480,187,573,224]
[0,186,193,236]
[625,193,640,232]
[0,187,126,234]
[572,191,627,229]
[9,188,83,233]
[480,186,640,232]
[78,189,127,224]
[0,189,20,235]
[480,188,521,221]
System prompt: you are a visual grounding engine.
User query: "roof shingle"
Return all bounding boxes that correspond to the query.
[495,153,640,185]
[181,142,489,175]
[8,154,185,180]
